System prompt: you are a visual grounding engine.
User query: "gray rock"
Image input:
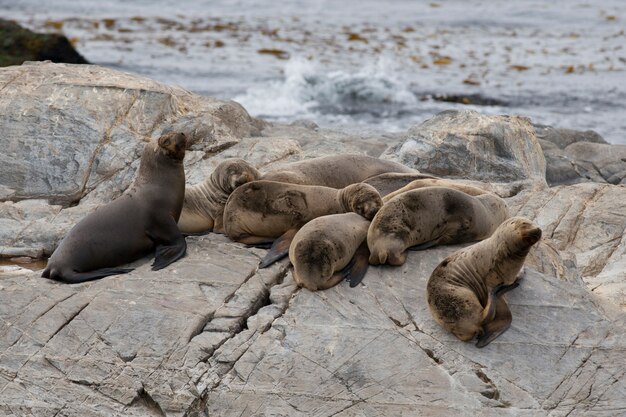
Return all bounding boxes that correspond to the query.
[534,124,608,149]
[0,61,263,207]
[382,110,547,188]
[563,142,626,185]
[2,64,626,416]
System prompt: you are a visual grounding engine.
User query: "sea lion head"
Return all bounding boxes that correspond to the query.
[341,183,383,220]
[214,159,261,193]
[157,132,187,161]
[499,217,542,254]
[292,238,334,291]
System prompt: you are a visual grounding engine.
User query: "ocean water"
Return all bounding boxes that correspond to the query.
[2,0,626,143]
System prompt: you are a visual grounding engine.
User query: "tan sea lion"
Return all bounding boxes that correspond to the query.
[261,154,417,189]
[382,178,489,203]
[223,180,382,266]
[362,172,438,197]
[178,159,261,234]
[368,187,509,266]
[42,132,188,283]
[289,213,371,291]
[427,217,542,347]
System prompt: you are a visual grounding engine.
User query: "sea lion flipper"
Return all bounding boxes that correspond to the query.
[346,241,371,288]
[152,237,187,271]
[476,297,513,348]
[259,229,298,268]
[494,281,520,296]
[47,268,134,284]
[407,239,439,251]
[148,216,188,271]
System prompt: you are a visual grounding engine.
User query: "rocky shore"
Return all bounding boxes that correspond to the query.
[0,62,625,416]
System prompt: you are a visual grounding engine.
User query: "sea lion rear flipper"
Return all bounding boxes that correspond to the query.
[47,268,134,284]
[148,217,188,271]
[259,229,298,268]
[476,296,513,348]
[346,241,371,288]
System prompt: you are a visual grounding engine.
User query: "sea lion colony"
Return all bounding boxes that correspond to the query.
[42,149,541,347]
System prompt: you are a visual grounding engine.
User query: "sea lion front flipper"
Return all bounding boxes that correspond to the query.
[152,239,187,270]
[259,229,298,268]
[149,217,188,271]
[346,241,371,288]
[46,268,134,284]
[476,296,513,348]
[407,239,439,251]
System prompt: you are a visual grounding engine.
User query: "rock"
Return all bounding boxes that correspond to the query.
[0,19,88,67]
[563,142,626,185]
[382,110,547,188]
[534,124,607,149]
[2,64,626,416]
[538,139,606,186]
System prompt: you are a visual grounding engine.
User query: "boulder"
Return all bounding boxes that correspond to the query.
[563,142,626,185]
[382,110,547,188]
[1,63,626,416]
[0,19,88,67]
[534,124,607,149]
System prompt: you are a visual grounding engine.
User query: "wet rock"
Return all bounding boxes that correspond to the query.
[0,18,88,66]
[382,109,547,188]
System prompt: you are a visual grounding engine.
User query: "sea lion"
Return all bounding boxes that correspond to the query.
[368,187,509,266]
[178,159,261,234]
[362,172,438,197]
[42,132,188,283]
[261,154,417,189]
[427,217,542,347]
[382,178,489,203]
[289,213,371,291]
[223,180,382,266]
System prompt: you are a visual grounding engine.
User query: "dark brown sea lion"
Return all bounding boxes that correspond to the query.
[427,217,542,347]
[42,132,188,283]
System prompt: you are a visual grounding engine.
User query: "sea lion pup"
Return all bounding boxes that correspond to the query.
[382,178,489,203]
[368,187,509,266]
[178,159,261,234]
[42,132,188,284]
[289,213,371,290]
[223,180,383,266]
[261,154,417,189]
[427,217,542,347]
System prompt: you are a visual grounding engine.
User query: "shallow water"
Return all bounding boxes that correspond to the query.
[2,0,626,143]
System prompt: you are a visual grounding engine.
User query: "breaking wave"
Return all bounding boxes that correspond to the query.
[234,58,419,122]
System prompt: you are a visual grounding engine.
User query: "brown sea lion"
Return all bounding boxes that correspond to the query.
[289,213,371,291]
[178,159,261,234]
[427,217,542,347]
[223,180,382,266]
[261,154,417,189]
[42,132,188,283]
[368,187,509,266]
[382,178,490,203]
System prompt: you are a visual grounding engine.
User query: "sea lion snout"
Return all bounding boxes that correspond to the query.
[523,227,542,245]
[158,132,187,159]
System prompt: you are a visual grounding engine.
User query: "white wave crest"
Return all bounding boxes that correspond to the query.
[233,57,418,121]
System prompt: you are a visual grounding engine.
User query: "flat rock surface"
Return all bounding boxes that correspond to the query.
[1,63,625,416]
